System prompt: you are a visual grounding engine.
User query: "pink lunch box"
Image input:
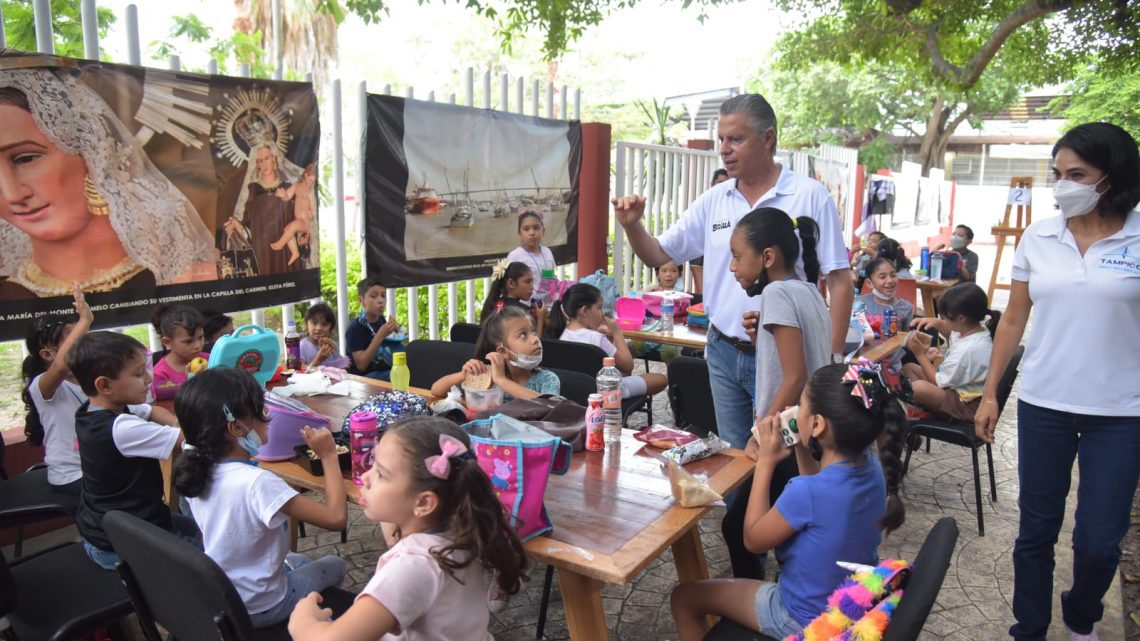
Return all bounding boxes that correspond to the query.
[643,291,693,318]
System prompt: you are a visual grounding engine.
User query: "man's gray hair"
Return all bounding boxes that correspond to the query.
[720,94,778,146]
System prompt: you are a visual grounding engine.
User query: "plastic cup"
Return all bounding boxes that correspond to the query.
[463,384,505,420]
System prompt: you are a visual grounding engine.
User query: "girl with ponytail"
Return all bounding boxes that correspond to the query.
[904,282,1000,423]
[289,417,528,641]
[671,362,908,641]
[173,367,347,628]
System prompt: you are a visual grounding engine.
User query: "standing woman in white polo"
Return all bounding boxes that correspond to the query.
[975,122,1140,641]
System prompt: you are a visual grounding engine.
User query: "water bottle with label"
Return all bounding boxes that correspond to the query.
[661,299,674,335]
[930,253,944,281]
[596,357,623,444]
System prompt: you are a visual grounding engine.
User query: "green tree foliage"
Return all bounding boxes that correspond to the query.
[149,13,273,77]
[772,0,1139,172]
[2,0,115,57]
[1049,63,1140,142]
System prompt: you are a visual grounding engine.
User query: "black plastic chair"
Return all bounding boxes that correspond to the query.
[0,540,134,641]
[405,339,475,391]
[540,337,651,426]
[704,517,959,641]
[903,346,1023,537]
[546,368,596,406]
[0,464,80,557]
[449,322,482,344]
[104,511,354,641]
[667,356,717,437]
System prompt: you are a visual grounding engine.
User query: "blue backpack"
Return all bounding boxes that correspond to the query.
[579,270,619,316]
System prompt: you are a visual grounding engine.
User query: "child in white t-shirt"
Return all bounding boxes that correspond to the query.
[21,286,92,495]
[288,417,528,641]
[544,283,667,398]
[903,282,998,423]
[174,367,348,628]
[506,210,556,299]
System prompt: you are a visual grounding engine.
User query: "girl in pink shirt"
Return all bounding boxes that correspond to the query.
[288,417,528,641]
[151,304,208,401]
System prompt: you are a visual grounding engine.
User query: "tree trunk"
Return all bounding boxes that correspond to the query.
[916,98,971,174]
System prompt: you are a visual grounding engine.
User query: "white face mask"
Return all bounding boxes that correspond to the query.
[949,235,967,250]
[1054,176,1107,219]
[871,287,894,301]
[504,347,543,370]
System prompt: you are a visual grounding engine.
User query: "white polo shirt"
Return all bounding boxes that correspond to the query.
[656,166,848,341]
[1012,210,1140,415]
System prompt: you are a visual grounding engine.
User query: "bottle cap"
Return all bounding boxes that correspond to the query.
[603,357,616,366]
[393,352,406,366]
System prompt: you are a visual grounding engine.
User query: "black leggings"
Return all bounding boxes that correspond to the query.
[721,456,799,580]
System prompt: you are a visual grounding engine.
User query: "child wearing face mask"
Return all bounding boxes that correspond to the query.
[544,283,668,398]
[853,258,914,364]
[947,225,979,282]
[175,367,347,628]
[430,307,560,400]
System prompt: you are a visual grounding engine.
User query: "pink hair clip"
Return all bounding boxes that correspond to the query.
[425,434,472,479]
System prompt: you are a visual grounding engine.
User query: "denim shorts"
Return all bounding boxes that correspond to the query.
[754,581,804,639]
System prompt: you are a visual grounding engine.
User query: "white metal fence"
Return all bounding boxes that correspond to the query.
[2,0,581,352]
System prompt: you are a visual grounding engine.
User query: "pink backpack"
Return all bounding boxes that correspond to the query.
[462,414,573,541]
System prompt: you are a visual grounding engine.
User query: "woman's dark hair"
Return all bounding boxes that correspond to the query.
[0,86,30,111]
[480,262,531,322]
[544,283,602,339]
[304,302,337,330]
[201,310,233,343]
[735,207,821,284]
[173,367,266,498]
[862,256,897,282]
[474,306,533,361]
[807,364,907,535]
[937,282,1002,339]
[876,238,912,271]
[151,304,205,340]
[517,210,544,231]
[386,417,528,595]
[1053,122,1140,218]
[21,315,71,446]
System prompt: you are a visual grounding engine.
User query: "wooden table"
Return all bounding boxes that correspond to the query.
[915,279,959,316]
[624,322,708,350]
[861,332,908,363]
[264,377,754,641]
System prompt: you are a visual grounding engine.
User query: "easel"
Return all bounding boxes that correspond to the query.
[987,176,1032,303]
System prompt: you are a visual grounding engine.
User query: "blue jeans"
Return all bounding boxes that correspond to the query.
[1010,401,1140,640]
[705,325,757,450]
[248,553,348,628]
[84,513,200,570]
[753,581,803,639]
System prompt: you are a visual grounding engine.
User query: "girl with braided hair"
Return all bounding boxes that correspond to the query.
[671,362,908,641]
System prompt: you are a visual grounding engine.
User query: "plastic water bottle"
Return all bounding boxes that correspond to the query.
[930,253,944,281]
[390,352,410,392]
[349,411,378,485]
[661,299,674,335]
[920,247,931,273]
[284,320,302,370]
[596,357,623,445]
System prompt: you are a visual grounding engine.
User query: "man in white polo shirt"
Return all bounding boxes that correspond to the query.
[614,93,854,450]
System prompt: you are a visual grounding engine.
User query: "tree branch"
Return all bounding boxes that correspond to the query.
[926,0,1073,89]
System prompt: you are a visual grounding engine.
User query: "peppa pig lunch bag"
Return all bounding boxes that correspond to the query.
[461,414,573,541]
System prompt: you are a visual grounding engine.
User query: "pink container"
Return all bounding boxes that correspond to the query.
[349,411,378,485]
[643,291,692,318]
[615,297,646,331]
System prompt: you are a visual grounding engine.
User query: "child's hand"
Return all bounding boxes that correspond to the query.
[742,311,760,344]
[752,415,791,467]
[315,340,335,360]
[288,592,332,634]
[302,426,336,458]
[905,331,927,357]
[379,318,400,338]
[485,351,508,382]
[461,359,488,377]
[925,346,940,361]
[72,284,93,326]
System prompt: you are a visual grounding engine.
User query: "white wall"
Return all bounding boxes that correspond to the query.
[952,186,1057,246]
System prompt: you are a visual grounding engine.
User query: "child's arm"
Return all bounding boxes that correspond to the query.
[281,427,347,531]
[430,359,485,398]
[742,416,797,554]
[290,593,397,641]
[350,318,399,373]
[148,404,179,427]
[487,353,540,400]
[905,332,940,382]
[766,325,807,416]
[604,320,636,375]
[38,286,93,400]
[308,338,336,369]
[910,316,950,338]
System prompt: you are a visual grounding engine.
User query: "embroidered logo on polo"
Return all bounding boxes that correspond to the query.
[712,221,731,232]
[1099,245,1140,276]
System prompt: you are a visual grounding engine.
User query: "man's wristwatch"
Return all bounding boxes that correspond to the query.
[830,352,845,365]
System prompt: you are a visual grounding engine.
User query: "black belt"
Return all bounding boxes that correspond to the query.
[711,324,755,355]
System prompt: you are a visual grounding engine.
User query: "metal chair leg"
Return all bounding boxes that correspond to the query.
[971,446,985,537]
[341,528,348,543]
[536,564,555,639]
[985,443,997,502]
[902,434,916,476]
[298,521,307,538]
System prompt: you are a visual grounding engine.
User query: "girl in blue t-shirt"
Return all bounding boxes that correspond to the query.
[671,363,907,641]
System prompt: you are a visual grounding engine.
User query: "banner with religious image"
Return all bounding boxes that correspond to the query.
[364,95,581,287]
[0,52,320,340]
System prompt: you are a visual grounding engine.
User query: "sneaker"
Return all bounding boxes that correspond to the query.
[1067,626,1099,641]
